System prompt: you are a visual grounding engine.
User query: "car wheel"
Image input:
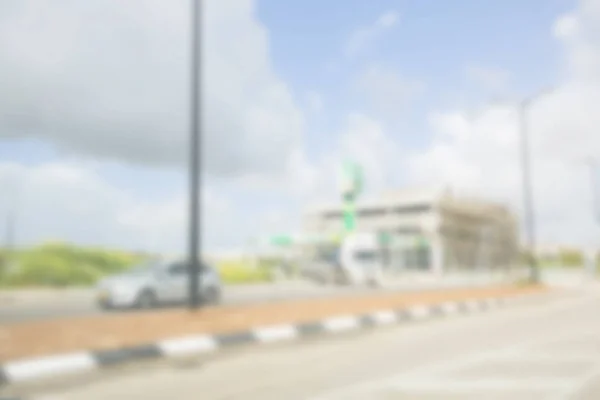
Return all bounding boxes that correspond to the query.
[135,289,157,309]
[202,286,221,305]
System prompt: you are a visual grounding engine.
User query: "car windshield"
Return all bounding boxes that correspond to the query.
[121,262,159,276]
[161,261,213,273]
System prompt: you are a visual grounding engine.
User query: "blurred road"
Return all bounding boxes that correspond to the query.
[0,281,337,323]
[0,273,521,324]
[24,285,600,400]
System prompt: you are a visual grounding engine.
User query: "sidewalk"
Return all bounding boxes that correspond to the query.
[0,284,544,363]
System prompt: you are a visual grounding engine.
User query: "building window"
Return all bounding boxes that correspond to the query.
[354,250,380,262]
[358,208,387,217]
[396,227,421,234]
[394,204,431,214]
[403,246,431,270]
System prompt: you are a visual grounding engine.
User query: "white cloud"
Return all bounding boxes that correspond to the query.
[402,0,600,248]
[553,13,579,39]
[224,113,406,227]
[344,10,400,58]
[407,87,600,247]
[553,0,600,83]
[0,161,238,253]
[0,0,304,181]
[328,0,600,249]
[300,113,404,206]
[336,114,403,195]
[377,11,400,28]
[7,0,600,254]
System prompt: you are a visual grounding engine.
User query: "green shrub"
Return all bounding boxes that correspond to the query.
[558,250,584,267]
[0,242,149,288]
[0,243,292,287]
[216,260,272,284]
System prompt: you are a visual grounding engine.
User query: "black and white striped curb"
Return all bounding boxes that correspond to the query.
[0,293,537,387]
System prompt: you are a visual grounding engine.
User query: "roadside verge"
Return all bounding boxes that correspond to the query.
[0,284,547,386]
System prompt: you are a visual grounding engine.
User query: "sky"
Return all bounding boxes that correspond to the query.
[1,0,600,255]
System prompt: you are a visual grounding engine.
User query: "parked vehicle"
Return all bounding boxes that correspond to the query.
[301,232,384,287]
[96,259,222,309]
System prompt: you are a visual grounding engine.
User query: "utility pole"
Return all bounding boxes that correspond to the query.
[587,158,600,225]
[586,157,600,274]
[2,181,18,274]
[466,88,553,282]
[518,98,539,283]
[516,87,556,283]
[188,0,201,310]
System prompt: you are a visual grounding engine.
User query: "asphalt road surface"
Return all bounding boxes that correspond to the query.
[0,278,503,324]
[20,284,600,400]
[0,281,338,324]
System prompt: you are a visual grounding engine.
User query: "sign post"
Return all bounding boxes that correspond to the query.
[338,160,363,234]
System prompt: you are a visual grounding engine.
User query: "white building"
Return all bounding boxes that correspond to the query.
[303,187,519,274]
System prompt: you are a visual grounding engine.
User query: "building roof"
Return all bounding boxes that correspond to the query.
[305,186,514,219]
[306,187,444,215]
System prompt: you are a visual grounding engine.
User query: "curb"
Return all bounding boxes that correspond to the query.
[0,291,539,388]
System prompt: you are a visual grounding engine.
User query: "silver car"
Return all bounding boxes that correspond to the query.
[96,260,222,309]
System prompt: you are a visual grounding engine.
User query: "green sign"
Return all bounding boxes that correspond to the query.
[342,201,356,232]
[268,235,294,246]
[340,160,363,198]
[340,160,364,234]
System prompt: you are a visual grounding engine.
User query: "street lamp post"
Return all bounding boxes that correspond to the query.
[188,0,201,309]
[518,98,539,283]
[2,179,20,274]
[468,88,553,283]
[586,158,600,274]
[516,88,556,284]
[2,209,15,273]
[587,158,600,225]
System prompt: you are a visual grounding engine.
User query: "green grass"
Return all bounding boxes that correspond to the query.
[216,260,273,284]
[0,242,148,288]
[0,243,286,287]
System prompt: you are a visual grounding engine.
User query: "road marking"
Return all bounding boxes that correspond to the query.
[158,335,217,357]
[484,297,499,308]
[369,310,397,325]
[253,325,297,343]
[463,300,482,312]
[440,302,459,315]
[323,316,360,332]
[4,352,97,383]
[407,305,430,320]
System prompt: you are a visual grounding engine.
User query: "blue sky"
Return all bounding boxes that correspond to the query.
[3,0,599,253]
[0,0,573,168]
[259,0,571,151]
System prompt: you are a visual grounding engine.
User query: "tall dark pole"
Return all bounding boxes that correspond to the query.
[2,184,17,274]
[2,210,15,273]
[188,0,201,309]
[518,99,539,283]
[586,158,600,273]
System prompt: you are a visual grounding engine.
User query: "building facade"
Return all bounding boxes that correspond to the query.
[303,187,519,274]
